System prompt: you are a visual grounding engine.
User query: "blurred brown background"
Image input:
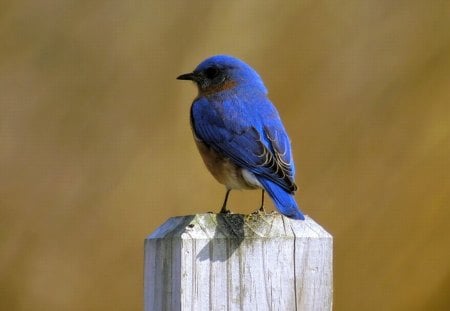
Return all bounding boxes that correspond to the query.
[1,1,449,310]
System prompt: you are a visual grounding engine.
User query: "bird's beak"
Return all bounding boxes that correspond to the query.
[177,72,197,81]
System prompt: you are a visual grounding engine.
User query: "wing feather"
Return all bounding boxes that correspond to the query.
[191,96,297,193]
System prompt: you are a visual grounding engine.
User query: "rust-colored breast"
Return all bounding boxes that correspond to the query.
[194,138,258,190]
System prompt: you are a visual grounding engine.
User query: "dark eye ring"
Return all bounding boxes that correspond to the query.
[205,67,219,79]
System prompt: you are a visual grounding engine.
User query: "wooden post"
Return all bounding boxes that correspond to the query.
[144,213,332,311]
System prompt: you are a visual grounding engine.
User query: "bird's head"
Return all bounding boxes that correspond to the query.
[177,55,267,96]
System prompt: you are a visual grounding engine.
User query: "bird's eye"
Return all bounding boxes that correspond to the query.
[205,67,219,79]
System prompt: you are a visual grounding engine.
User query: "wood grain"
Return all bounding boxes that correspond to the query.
[144,213,332,311]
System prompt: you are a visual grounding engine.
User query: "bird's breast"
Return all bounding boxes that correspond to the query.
[194,138,260,190]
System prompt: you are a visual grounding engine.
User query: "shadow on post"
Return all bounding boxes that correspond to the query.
[197,214,245,262]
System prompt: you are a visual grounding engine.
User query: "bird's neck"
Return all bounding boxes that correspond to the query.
[197,83,266,99]
[197,80,237,97]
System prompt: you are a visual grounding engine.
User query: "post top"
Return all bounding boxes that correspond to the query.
[148,213,331,240]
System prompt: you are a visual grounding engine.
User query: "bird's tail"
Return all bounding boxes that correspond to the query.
[258,178,305,220]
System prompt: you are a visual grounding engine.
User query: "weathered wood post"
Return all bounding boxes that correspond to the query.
[144,213,332,310]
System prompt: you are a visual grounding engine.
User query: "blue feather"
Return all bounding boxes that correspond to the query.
[258,178,305,220]
[191,95,297,193]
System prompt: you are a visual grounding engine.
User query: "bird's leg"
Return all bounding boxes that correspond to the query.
[259,189,266,213]
[220,189,231,214]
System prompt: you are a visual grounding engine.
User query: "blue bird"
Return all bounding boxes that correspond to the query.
[177,55,305,220]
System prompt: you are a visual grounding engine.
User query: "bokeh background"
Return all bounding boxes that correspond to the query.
[1,1,449,310]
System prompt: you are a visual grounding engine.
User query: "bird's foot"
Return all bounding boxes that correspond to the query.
[219,206,231,214]
[251,205,267,216]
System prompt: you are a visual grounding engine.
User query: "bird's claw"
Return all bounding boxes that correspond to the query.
[219,207,231,214]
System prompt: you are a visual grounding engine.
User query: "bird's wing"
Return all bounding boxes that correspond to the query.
[191,97,297,193]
